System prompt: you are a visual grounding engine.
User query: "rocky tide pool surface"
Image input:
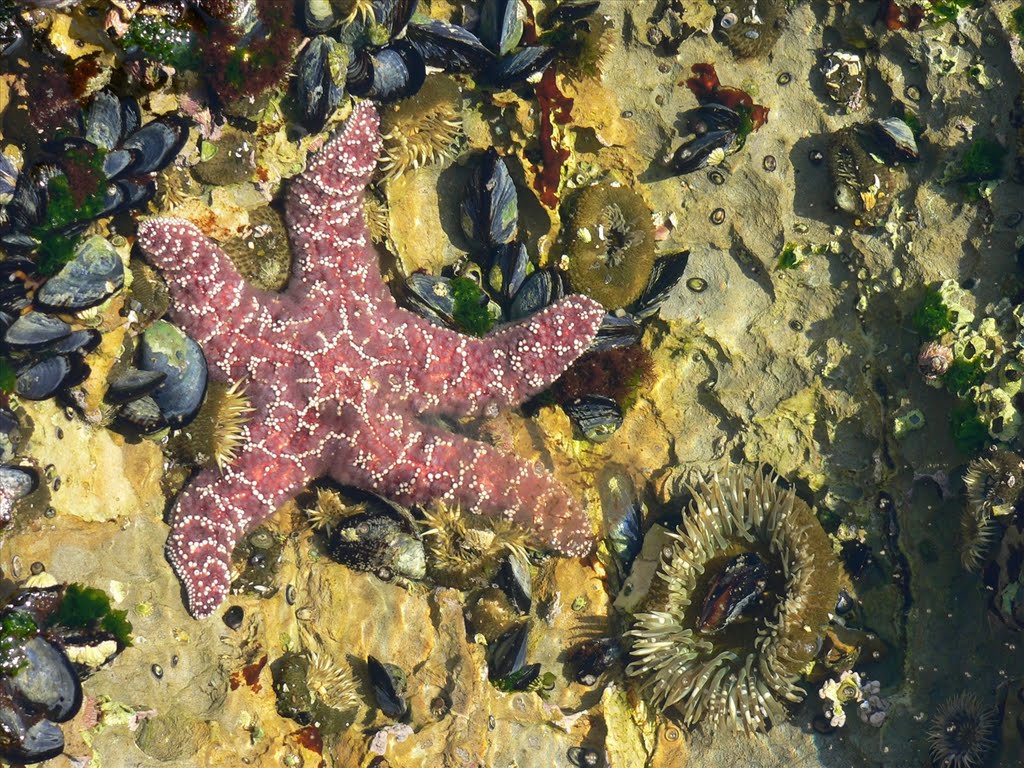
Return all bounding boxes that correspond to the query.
[1,0,1024,766]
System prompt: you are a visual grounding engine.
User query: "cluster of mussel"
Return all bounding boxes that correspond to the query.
[400,148,687,442]
[0,582,130,764]
[666,64,769,176]
[0,89,186,403]
[825,116,918,226]
[297,0,602,130]
[0,405,37,527]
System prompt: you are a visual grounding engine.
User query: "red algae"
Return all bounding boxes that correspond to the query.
[229,654,268,692]
[533,67,574,209]
[684,63,769,131]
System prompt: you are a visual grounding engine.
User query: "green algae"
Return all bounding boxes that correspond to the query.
[950,402,989,455]
[121,14,198,70]
[912,287,953,339]
[0,358,15,394]
[451,277,495,336]
[52,584,133,647]
[943,358,984,396]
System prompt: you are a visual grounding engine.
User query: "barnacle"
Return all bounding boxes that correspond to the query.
[626,466,841,735]
[566,183,656,310]
[717,0,786,59]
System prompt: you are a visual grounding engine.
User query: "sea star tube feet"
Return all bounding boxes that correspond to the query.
[138,101,606,618]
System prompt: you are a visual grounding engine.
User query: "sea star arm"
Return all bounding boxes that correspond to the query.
[397,296,607,418]
[332,404,593,555]
[283,100,383,296]
[137,217,276,377]
[166,394,331,618]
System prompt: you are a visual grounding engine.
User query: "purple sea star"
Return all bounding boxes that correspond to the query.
[137,102,606,618]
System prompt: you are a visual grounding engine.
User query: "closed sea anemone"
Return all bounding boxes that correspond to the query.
[378,77,463,183]
[224,207,293,292]
[625,466,840,734]
[926,692,996,768]
[566,183,655,310]
[717,0,787,59]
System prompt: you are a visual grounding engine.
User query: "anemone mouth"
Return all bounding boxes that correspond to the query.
[625,466,839,735]
[926,693,996,768]
[567,184,655,310]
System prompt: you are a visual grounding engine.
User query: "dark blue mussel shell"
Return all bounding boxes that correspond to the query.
[697,551,770,634]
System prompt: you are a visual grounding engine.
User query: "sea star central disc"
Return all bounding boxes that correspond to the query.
[138,102,606,618]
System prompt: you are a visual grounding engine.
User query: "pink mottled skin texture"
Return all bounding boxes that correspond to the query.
[137,101,606,619]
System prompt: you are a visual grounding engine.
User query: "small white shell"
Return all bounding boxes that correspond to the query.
[720,12,738,29]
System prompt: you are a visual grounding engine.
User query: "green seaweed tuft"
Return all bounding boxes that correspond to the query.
[451,277,495,337]
[0,357,15,393]
[52,584,133,647]
[912,288,953,339]
[950,402,988,455]
[943,359,984,396]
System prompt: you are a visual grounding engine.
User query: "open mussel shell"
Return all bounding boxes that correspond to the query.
[367,655,409,720]
[508,269,565,321]
[137,320,208,428]
[479,0,523,56]
[486,46,556,88]
[461,148,518,250]
[347,41,426,103]
[696,551,769,634]
[296,36,347,132]
[495,552,531,614]
[82,91,140,152]
[669,129,736,176]
[567,637,624,686]
[35,236,124,312]
[868,117,919,162]
[564,395,623,442]
[9,637,82,723]
[629,249,690,320]
[406,19,492,73]
[119,118,189,177]
[0,14,27,58]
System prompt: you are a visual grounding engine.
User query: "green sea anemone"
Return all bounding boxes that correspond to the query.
[626,466,840,734]
[827,127,895,227]
[169,379,254,470]
[566,183,655,310]
[378,77,463,182]
[964,449,1024,518]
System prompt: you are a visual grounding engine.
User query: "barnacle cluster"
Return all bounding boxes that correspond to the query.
[626,466,840,734]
